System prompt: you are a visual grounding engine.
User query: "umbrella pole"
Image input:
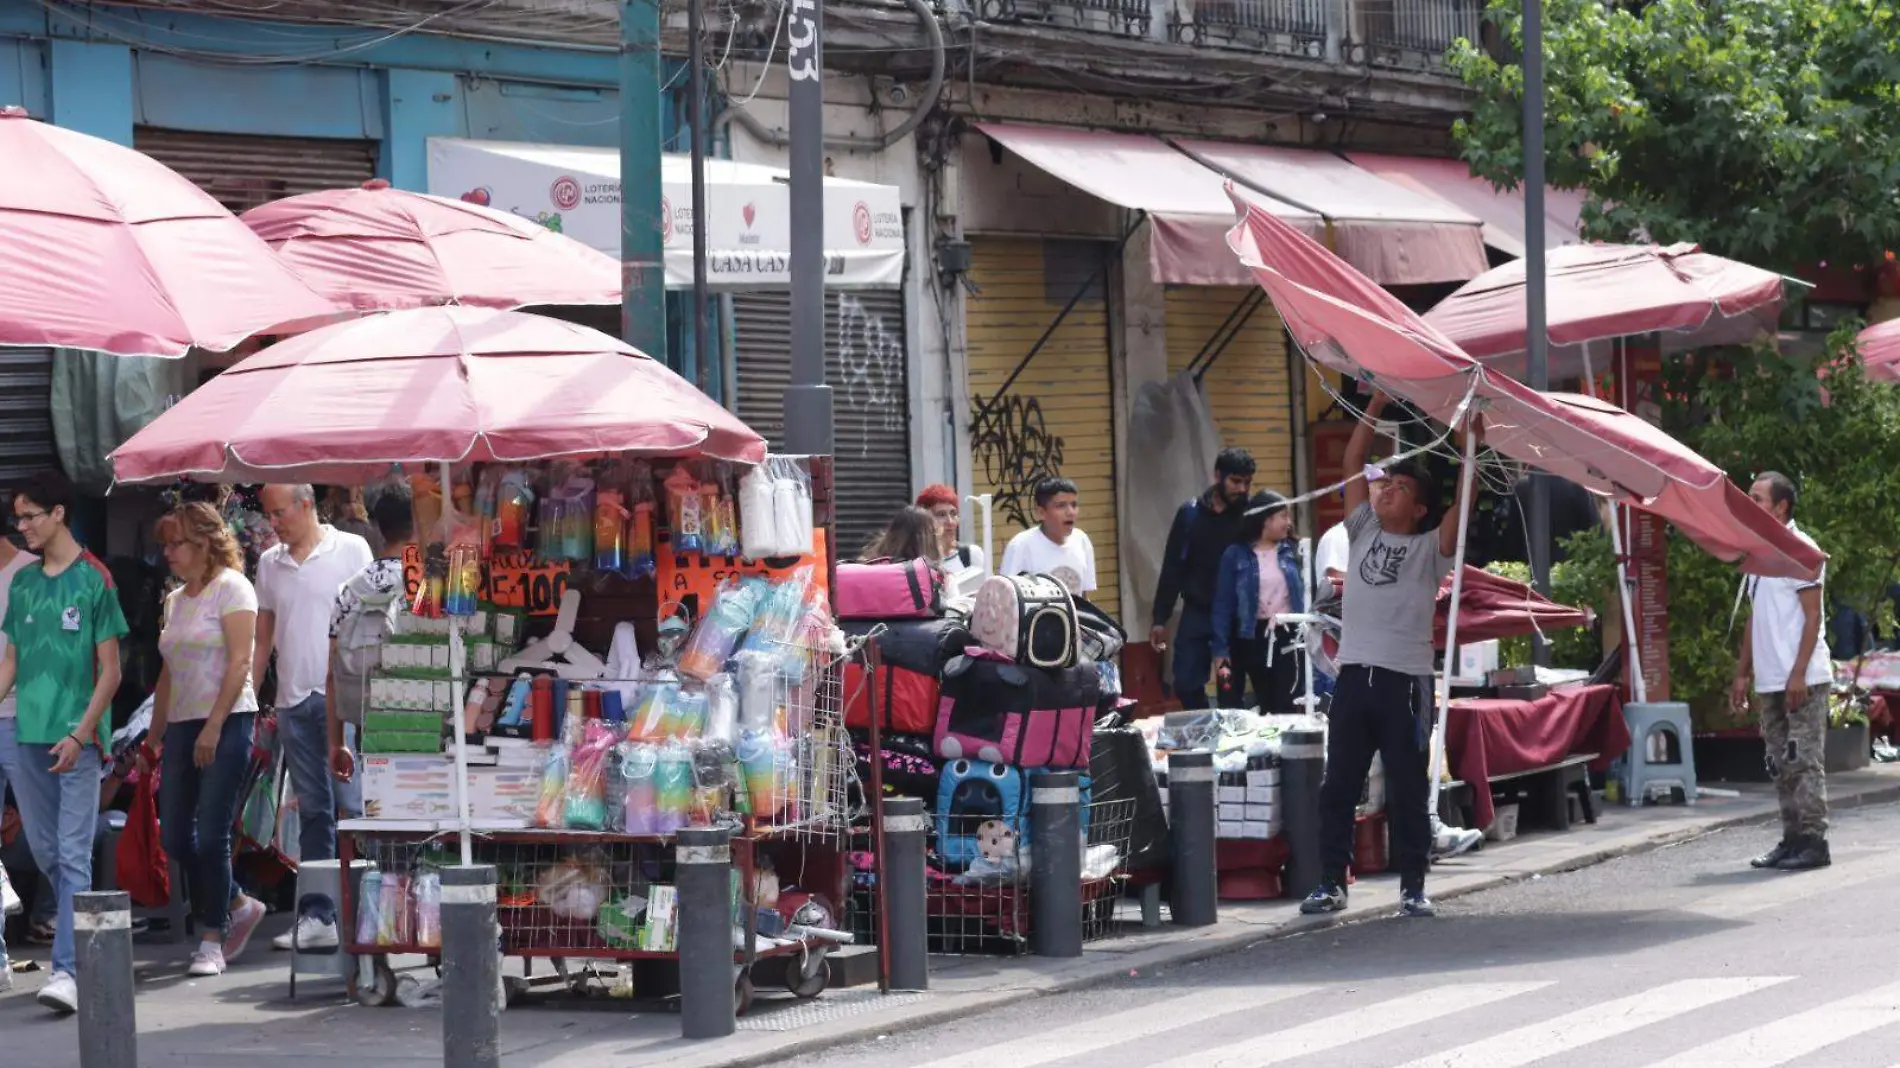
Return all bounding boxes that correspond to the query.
[1428,418,1482,811]
[1584,344,1647,703]
[1301,537,1318,716]
[444,459,474,867]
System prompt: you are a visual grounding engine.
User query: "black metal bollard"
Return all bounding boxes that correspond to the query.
[1167,750,1219,927]
[74,890,137,1068]
[880,796,930,991]
[1281,726,1327,900]
[676,825,736,1039]
[441,865,501,1068]
[1030,770,1084,958]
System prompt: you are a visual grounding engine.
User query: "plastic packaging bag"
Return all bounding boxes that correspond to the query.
[736,728,792,818]
[702,673,739,745]
[769,456,813,556]
[494,468,535,551]
[733,651,779,734]
[664,465,703,555]
[738,465,777,560]
[628,680,676,741]
[534,744,570,828]
[659,687,707,740]
[564,721,619,830]
[653,740,695,835]
[738,570,813,656]
[355,870,384,947]
[413,872,442,949]
[619,741,660,834]
[675,581,763,680]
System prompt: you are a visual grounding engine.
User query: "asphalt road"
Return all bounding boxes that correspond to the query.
[787,801,1900,1068]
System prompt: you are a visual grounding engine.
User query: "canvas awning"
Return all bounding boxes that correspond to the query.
[978,123,1488,287]
[1346,152,1585,260]
[426,137,904,289]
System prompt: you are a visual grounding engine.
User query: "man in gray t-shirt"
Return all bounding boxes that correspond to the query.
[1300,391,1478,920]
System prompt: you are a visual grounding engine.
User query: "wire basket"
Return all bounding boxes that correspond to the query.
[745,632,855,843]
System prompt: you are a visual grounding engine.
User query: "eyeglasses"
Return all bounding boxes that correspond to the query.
[12,510,48,528]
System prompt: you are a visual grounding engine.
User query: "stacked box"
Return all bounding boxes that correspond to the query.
[362,755,457,820]
[466,765,541,825]
[1215,765,1283,840]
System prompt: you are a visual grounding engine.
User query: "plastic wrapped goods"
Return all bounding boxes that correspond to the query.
[675,582,762,681]
[534,744,570,829]
[664,466,703,555]
[619,742,660,835]
[703,673,739,746]
[653,741,694,835]
[413,873,442,949]
[563,721,618,830]
[739,466,778,560]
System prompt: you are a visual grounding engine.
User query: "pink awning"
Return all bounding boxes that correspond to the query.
[1223,190,1826,581]
[1347,152,1584,260]
[1852,318,1900,383]
[1178,141,1488,285]
[1433,566,1591,648]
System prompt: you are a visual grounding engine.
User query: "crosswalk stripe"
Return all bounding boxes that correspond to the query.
[1644,979,1900,1067]
[1678,850,1900,920]
[1146,982,1552,1068]
[1388,977,1791,1068]
[908,984,1322,1068]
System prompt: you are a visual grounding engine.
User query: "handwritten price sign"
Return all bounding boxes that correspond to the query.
[402,546,574,616]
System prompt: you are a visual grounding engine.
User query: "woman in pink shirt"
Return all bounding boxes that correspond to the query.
[145,503,268,976]
[1210,492,1307,712]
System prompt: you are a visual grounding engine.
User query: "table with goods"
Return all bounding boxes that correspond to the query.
[336,454,860,1012]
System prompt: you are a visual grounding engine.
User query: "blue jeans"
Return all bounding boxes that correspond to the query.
[1172,607,1215,711]
[10,737,102,976]
[160,713,255,934]
[279,693,338,921]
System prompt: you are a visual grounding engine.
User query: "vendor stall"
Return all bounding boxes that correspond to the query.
[109,305,861,1010]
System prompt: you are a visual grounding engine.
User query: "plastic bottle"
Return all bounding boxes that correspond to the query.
[653,741,695,835]
[620,742,661,835]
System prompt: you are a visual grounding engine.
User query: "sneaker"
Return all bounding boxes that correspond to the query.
[1431,823,1484,860]
[223,896,267,962]
[1299,882,1348,915]
[188,944,227,977]
[272,916,339,952]
[1774,835,1831,871]
[1749,840,1792,869]
[0,959,12,993]
[26,920,55,946]
[1399,888,1438,918]
[37,970,77,1014]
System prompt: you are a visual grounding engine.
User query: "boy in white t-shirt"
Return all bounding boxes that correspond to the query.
[1000,478,1097,596]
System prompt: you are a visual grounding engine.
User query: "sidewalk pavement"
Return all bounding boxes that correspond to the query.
[7,764,1899,1068]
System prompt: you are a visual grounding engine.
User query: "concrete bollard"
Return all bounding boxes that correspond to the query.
[881,796,930,991]
[441,865,501,1068]
[676,825,736,1039]
[1281,726,1327,899]
[1030,770,1084,958]
[74,890,137,1068]
[1167,750,1219,927]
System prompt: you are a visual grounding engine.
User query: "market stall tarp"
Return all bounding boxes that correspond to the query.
[1433,566,1591,648]
[108,306,766,485]
[1345,152,1585,260]
[1423,242,1791,381]
[426,138,904,289]
[1447,684,1630,830]
[1223,190,1826,581]
[242,180,622,314]
[0,106,339,358]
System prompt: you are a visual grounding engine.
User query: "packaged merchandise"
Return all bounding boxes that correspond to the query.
[702,673,739,745]
[652,741,694,835]
[664,466,703,555]
[355,870,384,946]
[675,581,762,680]
[619,741,660,834]
[413,872,442,949]
[534,744,570,828]
[563,721,618,830]
[738,465,778,560]
[494,469,535,550]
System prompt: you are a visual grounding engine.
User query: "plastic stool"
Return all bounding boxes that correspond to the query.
[288,859,373,998]
[1619,702,1698,805]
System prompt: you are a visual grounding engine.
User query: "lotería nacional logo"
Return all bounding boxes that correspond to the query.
[853,200,873,245]
[550,175,582,211]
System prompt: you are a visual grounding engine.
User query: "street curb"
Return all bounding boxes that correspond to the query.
[706,780,1900,1068]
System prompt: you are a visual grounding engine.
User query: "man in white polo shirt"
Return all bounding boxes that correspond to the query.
[1732,471,1832,873]
[253,484,372,949]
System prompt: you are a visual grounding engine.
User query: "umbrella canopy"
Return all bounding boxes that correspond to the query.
[0,107,338,358]
[1854,318,1900,383]
[1423,242,1790,381]
[242,180,622,314]
[109,306,765,484]
[1223,191,1825,581]
[1433,566,1591,648]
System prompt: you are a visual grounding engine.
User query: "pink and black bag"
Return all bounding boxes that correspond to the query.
[933,648,1101,769]
[836,558,945,621]
[971,573,1078,668]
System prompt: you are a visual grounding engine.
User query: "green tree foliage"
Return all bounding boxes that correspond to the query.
[1449,0,1900,269]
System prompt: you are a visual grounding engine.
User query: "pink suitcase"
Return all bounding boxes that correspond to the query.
[835,558,945,620]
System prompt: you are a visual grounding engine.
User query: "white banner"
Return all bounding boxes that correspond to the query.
[427,138,904,289]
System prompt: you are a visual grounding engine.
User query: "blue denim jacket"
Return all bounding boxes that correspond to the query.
[1210,540,1305,660]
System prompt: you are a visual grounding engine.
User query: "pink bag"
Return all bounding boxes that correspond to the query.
[836,558,944,621]
[933,648,1100,769]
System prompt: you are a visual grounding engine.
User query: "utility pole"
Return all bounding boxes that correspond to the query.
[686,0,711,395]
[1523,0,1553,660]
[620,0,669,366]
[783,0,834,455]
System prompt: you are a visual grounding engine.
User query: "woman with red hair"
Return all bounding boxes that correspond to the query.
[914,484,986,597]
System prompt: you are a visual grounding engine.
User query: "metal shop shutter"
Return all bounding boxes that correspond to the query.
[963,236,1120,620]
[1164,285,1296,495]
[133,128,378,214]
[732,289,913,557]
[0,348,57,491]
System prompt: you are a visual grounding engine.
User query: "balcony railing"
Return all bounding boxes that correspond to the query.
[978,0,1154,40]
[1168,0,1328,58]
[1360,0,1482,69]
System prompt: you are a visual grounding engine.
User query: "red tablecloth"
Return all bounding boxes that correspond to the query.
[1446,684,1630,830]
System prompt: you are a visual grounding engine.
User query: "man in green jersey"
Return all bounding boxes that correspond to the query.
[0,471,127,1015]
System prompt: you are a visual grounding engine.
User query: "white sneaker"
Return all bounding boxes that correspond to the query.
[1431,821,1484,859]
[223,896,267,961]
[188,944,227,977]
[0,959,13,993]
[37,970,77,1014]
[272,917,340,952]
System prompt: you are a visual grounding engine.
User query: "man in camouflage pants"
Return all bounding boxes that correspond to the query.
[1731,472,1832,872]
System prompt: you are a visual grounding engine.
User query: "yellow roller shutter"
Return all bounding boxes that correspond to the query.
[965,236,1121,620]
[1164,286,1296,495]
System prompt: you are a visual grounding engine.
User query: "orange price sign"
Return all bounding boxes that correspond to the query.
[402,545,574,617]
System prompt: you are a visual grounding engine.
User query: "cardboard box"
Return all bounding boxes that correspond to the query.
[1218,786,1247,804]
[1245,768,1282,788]
[362,756,456,820]
[1217,820,1246,840]
[1244,803,1277,822]
[1219,802,1249,821]
[1245,785,1279,804]
[1240,820,1276,839]
[467,767,542,822]
[1457,640,1500,679]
